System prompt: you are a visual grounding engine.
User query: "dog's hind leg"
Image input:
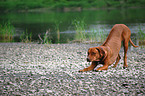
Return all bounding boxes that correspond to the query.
[113,54,121,68]
[123,39,129,68]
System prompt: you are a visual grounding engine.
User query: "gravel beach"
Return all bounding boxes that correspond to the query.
[0,43,145,95]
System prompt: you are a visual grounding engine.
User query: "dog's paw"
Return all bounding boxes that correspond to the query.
[123,66,129,71]
[78,70,83,72]
[94,70,102,72]
[123,66,128,69]
[113,65,116,68]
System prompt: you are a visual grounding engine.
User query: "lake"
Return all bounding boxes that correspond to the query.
[0,8,145,44]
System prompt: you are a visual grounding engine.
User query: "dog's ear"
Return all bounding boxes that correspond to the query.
[101,48,107,61]
[96,47,107,61]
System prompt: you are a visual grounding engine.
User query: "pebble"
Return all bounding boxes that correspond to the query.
[0,43,144,95]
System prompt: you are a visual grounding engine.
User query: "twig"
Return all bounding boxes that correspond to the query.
[38,34,43,44]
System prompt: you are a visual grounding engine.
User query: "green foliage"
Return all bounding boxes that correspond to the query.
[73,19,86,41]
[20,30,32,43]
[73,19,107,43]
[43,31,52,44]
[55,21,61,43]
[87,28,107,43]
[38,30,52,44]
[0,22,15,42]
[138,26,145,40]
[0,0,145,11]
[0,0,44,11]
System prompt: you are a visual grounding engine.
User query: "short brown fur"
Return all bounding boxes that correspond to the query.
[79,24,138,72]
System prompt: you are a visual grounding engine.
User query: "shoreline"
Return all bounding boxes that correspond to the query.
[1,6,145,13]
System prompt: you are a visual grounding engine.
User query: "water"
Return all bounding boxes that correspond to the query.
[0,8,145,44]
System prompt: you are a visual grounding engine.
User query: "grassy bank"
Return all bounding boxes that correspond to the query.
[0,20,107,43]
[0,20,145,44]
[0,22,15,42]
[73,19,107,43]
[0,0,145,12]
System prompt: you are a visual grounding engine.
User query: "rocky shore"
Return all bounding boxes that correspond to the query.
[0,43,144,95]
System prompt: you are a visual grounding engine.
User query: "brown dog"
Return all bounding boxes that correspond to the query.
[79,24,138,72]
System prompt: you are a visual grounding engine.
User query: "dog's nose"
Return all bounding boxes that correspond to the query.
[87,58,91,62]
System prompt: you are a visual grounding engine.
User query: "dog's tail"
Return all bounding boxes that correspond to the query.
[129,38,139,47]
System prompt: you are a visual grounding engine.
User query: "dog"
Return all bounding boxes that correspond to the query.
[79,24,138,72]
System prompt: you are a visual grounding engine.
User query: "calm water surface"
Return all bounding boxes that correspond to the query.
[0,8,145,44]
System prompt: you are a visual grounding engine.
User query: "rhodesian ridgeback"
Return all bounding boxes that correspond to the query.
[79,24,138,72]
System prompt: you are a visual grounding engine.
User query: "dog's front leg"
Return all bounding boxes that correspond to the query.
[79,61,98,72]
[95,59,109,71]
[95,64,109,71]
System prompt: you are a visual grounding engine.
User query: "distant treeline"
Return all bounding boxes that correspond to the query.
[0,0,145,11]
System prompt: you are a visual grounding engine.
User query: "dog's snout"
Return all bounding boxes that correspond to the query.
[87,58,91,62]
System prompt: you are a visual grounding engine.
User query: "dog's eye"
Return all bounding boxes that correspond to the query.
[92,52,96,55]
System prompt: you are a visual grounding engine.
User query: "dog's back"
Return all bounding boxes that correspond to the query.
[103,24,131,46]
[102,24,131,64]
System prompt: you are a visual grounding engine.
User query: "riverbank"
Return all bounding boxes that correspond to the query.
[0,43,144,95]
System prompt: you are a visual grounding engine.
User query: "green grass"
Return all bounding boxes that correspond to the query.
[38,30,52,44]
[0,22,15,42]
[43,30,52,44]
[73,19,107,43]
[55,22,61,43]
[0,20,144,44]
[73,19,86,41]
[87,28,107,43]
[138,26,145,40]
[20,30,32,43]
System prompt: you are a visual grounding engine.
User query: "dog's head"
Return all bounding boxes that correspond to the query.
[87,47,107,62]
